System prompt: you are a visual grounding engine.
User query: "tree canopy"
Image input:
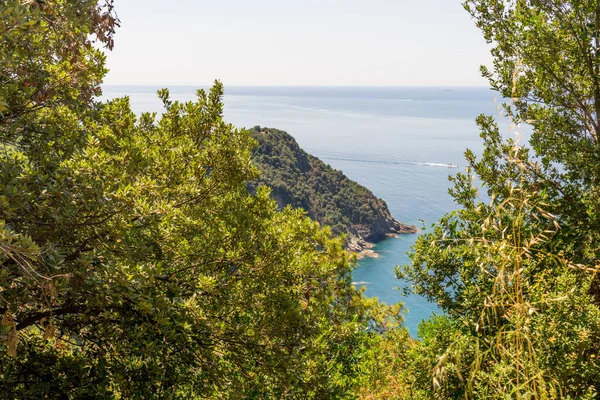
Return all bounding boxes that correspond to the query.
[6,0,600,398]
[400,1,600,398]
[0,2,404,398]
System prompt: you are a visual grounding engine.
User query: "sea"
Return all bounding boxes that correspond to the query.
[101,85,512,336]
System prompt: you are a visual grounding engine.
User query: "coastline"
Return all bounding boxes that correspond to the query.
[350,221,418,259]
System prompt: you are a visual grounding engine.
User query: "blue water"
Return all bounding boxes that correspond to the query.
[101,85,508,335]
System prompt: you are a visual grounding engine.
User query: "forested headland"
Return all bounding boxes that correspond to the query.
[2,0,600,399]
[248,126,416,256]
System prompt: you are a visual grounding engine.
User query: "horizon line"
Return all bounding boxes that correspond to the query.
[102,83,491,88]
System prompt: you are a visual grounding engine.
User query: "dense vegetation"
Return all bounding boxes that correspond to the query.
[0,1,404,398]
[4,0,600,399]
[397,0,600,398]
[249,126,416,252]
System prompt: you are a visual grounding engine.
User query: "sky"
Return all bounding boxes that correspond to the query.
[103,0,492,87]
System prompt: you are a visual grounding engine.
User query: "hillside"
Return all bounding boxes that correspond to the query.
[248,126,417,255]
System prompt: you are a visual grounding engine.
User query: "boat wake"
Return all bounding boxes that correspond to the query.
[319,155,458,169]
[422,162,458,168]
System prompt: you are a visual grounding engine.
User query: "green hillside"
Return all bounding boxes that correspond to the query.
[248,126,416,253]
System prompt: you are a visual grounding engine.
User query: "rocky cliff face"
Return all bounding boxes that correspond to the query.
[248,127,417,254]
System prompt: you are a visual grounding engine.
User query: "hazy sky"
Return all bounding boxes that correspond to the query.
[103,0,492,86]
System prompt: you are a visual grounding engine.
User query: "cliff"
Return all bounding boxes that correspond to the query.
[248,126,417,255]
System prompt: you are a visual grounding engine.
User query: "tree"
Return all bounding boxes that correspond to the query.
[0,2,391,397]
[400,1,600,398]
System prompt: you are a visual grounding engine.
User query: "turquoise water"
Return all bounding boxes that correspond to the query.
[101,85,503,335]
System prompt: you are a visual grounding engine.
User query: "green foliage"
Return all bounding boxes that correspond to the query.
[355,327,414,400]
[405,316,468,400]
[0,0,117,120]
[0,3,398,398]
[399,1,600,398]
[248,126,412,244]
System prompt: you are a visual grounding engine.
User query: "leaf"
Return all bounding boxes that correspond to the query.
[7,324,17,357]
[43,321,55,340]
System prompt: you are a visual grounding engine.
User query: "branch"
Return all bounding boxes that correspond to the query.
[16,305,90,331]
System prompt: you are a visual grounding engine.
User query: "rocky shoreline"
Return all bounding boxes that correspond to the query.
[347,218,418,257]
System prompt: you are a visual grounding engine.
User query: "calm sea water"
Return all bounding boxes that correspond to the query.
[101,85,507,335]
